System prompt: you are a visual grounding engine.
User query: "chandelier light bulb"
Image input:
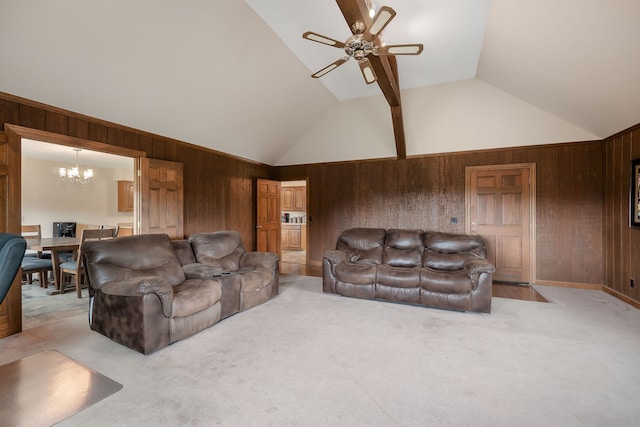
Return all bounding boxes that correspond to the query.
[59,148,94,184]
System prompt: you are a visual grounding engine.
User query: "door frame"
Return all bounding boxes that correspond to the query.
[279,178,310,265]
[465,162,537,284]
[6,124,146,234]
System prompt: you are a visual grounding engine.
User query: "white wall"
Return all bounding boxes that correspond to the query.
[274,78,600,166]
[22,157,134,238]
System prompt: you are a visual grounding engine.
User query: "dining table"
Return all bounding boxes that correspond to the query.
[26,236,81,294]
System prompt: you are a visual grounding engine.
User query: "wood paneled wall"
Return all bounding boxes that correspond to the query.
[0,93,271,249]
[4,91,635,303]
[604,124,640,302]
[275,141,606,286]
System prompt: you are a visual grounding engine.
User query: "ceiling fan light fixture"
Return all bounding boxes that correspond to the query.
[306,33,338,46]
[368,6,396,36]
[358,59,377,84]
[366,0,376,18]
[302,4,421,85]
[386,45,422,55]
[315,64,338,77]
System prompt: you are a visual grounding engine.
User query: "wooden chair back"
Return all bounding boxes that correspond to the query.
[81,228,117,244]
[62,228,116,297]
[21,224,42,240]
[21,224,43,258]
[116,224,134,237]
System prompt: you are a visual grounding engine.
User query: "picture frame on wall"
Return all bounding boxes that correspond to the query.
[631,158,640,228]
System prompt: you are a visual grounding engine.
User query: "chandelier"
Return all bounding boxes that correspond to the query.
[59,148,94,184]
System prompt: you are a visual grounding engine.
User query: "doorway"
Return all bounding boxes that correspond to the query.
[465,163,536,284]
[280,180,308,265]
[6,124,144,333]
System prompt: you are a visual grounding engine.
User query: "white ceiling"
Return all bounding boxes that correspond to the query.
[22,139,134,170]
[245,0,492,100]
[2,0,640,166]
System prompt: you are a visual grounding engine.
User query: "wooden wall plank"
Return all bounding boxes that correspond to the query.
[630,129,640,301]
[603,124,640,303]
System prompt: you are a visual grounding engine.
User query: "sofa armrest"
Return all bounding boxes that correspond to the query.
[101,276,174,317]
[323,250,348,267]
[463,258,496,289]
[240,251,278,270]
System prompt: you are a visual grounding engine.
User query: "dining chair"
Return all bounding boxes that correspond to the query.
[59,228,117,297]
[21,257,54,288]
[20,224,52,284]
[116,223,134,237]
[21,224,49,258]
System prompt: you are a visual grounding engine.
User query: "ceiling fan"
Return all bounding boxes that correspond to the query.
[302,5,423,85]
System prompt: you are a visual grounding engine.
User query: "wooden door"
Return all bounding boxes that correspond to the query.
[0,130,23,337]
[467,164,534,284]
[138,158,184,239]
[257,179,281,256]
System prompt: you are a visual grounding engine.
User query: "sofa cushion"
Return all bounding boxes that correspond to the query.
[376,264,420,288]
[382,229,423,267]
[336,228,386,265]
[335,262,377,284]
[172,279,222,318]
[419,269,473,294]
[182,263,225,280]
[423,252,475,271]
[189,231,245,270]
[171,240,197,266]
[83,234,187,288]
[422,231,487,270]
[423,231,486,256]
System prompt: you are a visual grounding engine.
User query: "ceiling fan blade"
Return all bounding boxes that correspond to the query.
[364,6,396,38]
[311,57,349,78]
[358,58,377,84]
[302,31,346,48]
[375,44,424,56]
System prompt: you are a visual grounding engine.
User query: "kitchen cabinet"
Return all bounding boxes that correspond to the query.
[282,186,306,211]
[281,224,306,251]
[117,180,134,212]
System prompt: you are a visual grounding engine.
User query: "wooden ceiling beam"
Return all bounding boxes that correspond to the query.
[336,0,406,159]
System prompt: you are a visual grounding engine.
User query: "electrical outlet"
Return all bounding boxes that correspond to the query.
[631,279,635,288]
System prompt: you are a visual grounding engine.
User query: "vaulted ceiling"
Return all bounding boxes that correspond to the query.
[2,0,639,166]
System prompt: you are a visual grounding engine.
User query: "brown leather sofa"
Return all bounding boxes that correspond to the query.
[82,231,278,354]
[172,231,279,319]
[322,228,495,313]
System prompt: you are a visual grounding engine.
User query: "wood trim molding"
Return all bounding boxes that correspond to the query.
[534,279,602,290]
[602,286,640,309]
[5,124,146,158]
[465,162,537,284]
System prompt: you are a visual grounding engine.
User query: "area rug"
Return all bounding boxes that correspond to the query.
[0,350,122,427]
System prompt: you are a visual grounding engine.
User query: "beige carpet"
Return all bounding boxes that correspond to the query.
[1,275,639,426]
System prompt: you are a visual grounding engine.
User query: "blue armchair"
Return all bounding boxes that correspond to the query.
[0,233,27,305]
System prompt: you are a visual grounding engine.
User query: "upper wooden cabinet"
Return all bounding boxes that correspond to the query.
[117,180,134,212]
[282,186,306,211]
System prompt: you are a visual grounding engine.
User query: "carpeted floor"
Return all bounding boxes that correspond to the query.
[2,275,640,426]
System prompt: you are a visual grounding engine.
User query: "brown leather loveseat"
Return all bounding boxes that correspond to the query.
[322,228,495,313]
[82,231,278,354]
